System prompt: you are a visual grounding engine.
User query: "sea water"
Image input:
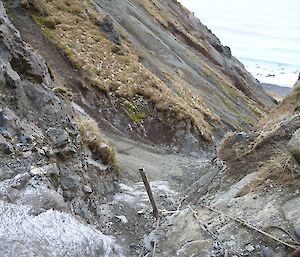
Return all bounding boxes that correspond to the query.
[179,0,300,87]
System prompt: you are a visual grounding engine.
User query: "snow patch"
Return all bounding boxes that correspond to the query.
[0,201,125,257]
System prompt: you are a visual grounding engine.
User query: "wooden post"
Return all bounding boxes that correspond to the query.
[139,168,159,219]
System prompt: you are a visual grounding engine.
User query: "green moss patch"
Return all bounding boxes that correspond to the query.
[121,100,149,123]
[249,105,262,118]
[32,14,59,29]
[220,96,256,125]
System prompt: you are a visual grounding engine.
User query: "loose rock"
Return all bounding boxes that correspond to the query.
[288,129,300,163]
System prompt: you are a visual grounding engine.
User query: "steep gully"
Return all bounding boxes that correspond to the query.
[3,2,300,257]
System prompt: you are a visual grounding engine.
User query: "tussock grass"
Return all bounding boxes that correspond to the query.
[236,149,299,196]
[137,0,169,27]
[77,117,120,173]
[218,113,300,193]
[31,14,60,29]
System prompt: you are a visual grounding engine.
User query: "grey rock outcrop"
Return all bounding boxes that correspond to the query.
[99,15,121,45]
[282,197,300,230]
[0,1,123,255]
[288,128,300,163]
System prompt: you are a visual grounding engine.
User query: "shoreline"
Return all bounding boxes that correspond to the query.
[261,83,292,97]
[240,57,299,88]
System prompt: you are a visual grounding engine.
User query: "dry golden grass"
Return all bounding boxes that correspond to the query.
[28,0,223,141]
[138,0,265,123]
[76,117,119,173]
[137,0,169,27]
[218,115,300,194]
[236,149,299,196]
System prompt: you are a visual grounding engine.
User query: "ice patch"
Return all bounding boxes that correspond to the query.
[0,201,125,257]
[114,181,179,209]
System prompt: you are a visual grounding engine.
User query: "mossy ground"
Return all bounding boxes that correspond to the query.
[121,100,150,124]
[219,96,257,125]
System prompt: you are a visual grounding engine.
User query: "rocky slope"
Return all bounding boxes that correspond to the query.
[0,2,123,255]
[8,0,275,152]
[0,0,298,256]
[147,79,300,257]
[92,0,275,129]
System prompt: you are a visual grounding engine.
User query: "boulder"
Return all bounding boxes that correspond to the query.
[261,247,274,257]
[99,15,121,45]
[47,128,70,148]
[282,197,300,230]
[288,128,300,163]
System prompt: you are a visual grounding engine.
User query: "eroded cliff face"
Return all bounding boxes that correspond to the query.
[93,0,275,118]
[6,0,275,153]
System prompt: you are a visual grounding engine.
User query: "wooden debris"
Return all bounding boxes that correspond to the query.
[202,205,298,250]
[139,168,159,219]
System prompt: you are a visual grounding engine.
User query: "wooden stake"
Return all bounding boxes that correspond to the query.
[139,168,159,219]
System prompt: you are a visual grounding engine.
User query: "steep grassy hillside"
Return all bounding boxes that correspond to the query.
[262,79,300,125]
[10,0,275,150]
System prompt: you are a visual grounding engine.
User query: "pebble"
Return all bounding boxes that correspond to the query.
[226,240,236,247]
[36,148,45,155]
[83,185,93,194]
[245,244,255,252]
[261,247,273,257]
[23,151,31,158]
[115,215,128,224]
